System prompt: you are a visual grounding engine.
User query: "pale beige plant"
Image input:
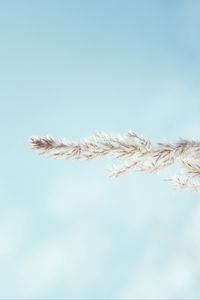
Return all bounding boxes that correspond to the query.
[30,130,200,192]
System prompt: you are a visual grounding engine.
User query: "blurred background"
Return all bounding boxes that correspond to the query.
[1,0,200,298]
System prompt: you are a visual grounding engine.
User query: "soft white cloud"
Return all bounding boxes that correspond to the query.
[18,241,66,290]
[120,259,196,299]
[167,259,194,289]
[47,172,108,219]
[0,211,26,259]
[17,220,111,296]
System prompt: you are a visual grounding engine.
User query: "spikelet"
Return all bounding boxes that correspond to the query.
[30,131,200,192]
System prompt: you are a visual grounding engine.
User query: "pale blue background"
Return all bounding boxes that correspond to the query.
[1,0,200,298]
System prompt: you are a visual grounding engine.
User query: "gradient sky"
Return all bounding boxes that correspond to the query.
[1,0,200,298]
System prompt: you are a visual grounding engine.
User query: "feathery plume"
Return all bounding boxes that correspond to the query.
[30,131,200,192]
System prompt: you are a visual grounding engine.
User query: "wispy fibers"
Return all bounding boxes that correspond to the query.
[30,130,200,192]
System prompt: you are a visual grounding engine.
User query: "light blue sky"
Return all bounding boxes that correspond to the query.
[1,0,200,298]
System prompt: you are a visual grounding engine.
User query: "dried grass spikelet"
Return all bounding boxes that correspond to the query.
[30,130,200,192]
